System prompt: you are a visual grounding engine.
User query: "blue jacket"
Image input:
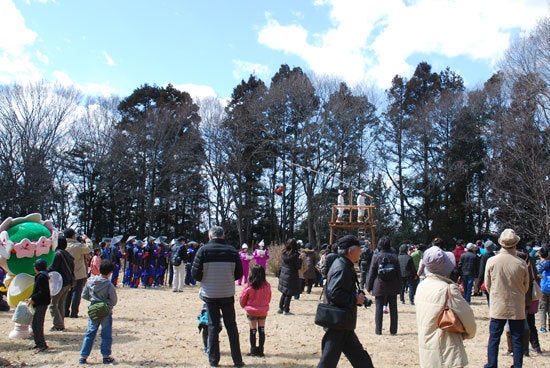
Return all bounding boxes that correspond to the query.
[537,259,550,294]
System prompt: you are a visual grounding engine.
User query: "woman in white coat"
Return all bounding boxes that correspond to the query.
[415,245,476,368]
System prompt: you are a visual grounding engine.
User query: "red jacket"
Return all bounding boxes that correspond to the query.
[239,281,271,317]
[452,245,465,267]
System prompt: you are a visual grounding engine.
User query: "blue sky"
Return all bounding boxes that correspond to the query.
[0,0,547,100]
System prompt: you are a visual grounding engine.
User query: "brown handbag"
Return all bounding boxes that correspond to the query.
[437,284,465,333]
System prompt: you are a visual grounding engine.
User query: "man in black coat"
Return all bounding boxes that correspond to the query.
[317,235,374,368]
[191,226,244,368]
[48,236,74,331]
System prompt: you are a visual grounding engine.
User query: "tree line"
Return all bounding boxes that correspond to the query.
[0,17,548,247]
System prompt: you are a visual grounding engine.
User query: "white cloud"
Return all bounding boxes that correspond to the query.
[35,50,49,64]
[80,82,116,97]
[0,0,42,84]
[232,59,270,82]
[174,83,218,100]
[258,0,547,88]
[102,50,115,66]
[53,70,116,97]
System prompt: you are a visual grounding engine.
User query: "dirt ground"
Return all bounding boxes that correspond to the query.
[0,274,548,367]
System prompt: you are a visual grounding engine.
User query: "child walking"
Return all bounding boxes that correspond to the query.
[239,265,271,357]
[89,248,102,277]
[79,259,118,364]
[27,259,51,352]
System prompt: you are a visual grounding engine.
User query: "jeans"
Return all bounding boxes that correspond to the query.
[205,297,243,366]
[32,304,48,348]
[484,318,524,368]
[462,275,474,304]
[317,328,374,368]
[400,277,417,304]
[80,313,113,358]
[374,295,398,335]
[185,263,196,285]
[65,278,86,317]
[49,285,70,329]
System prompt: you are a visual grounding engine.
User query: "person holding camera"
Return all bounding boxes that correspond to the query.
[317,235,374,368]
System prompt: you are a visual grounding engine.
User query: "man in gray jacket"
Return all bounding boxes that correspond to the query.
[191,226,244,368]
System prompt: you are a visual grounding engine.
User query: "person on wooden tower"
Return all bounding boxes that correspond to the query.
[357,190,368,222]
[337,189,345,222]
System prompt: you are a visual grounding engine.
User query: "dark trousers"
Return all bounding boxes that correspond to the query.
[205,297,243,366]
[65,278,86,317]
[400,277,417,304]
[526,313,540,350]
[306,278,315,293]
[32,304,48,348]
[359,270,369,290]
[279,293,292,313]
[317,328,374,368]
[484,318,524,368]
[374,295,398,335]
[185,263,196,285]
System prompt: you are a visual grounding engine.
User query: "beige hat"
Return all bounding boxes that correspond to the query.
[498,228,520,248]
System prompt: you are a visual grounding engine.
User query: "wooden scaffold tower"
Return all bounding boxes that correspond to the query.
[329,189,376,247]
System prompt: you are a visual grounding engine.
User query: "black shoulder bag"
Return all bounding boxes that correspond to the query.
[314,268,359,329]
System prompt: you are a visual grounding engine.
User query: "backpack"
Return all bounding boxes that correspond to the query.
[377,256,397,281]
[171,245,183,266]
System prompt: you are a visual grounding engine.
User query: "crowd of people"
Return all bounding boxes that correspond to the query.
[1,225,549,367]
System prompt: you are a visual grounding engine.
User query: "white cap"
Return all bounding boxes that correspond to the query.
[241,243,248,249]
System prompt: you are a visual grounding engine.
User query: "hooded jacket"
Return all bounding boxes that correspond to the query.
[415,273,476,368]
[31,271,51,307]
[82,275,118,308]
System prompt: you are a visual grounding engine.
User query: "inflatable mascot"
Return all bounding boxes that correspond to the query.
[0,213,58,308]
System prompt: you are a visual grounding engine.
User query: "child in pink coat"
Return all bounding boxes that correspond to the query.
[239,265,271,357]
[89,248,102,276]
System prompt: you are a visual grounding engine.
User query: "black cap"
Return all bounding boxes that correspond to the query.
[34,258,48,271]
[337,235,360,250]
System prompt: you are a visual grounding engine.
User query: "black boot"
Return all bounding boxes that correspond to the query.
[257,326,265,357]
[247,329,257,356]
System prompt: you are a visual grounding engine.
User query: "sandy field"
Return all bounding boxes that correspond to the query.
[0,274,548,367]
